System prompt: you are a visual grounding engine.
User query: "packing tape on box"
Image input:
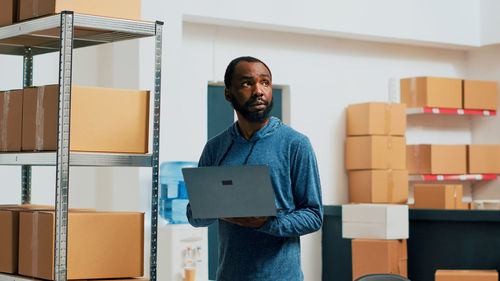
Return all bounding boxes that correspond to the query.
[32,0,39,17]
[35,87,45,151]
[387,169,394,202]
[413,145,421,172]
[386,136,393,169]
[1,92,9,151]
[384,103,392,135]
[31,211,39,278]
[410,77,418,107]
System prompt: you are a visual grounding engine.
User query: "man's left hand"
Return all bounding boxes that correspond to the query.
[221,216,268,229]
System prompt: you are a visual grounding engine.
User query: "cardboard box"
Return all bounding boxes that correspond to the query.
[342,204,408,239]
[0,205,53,274]
[463,80,498,110]
[468,145,500,174]
[407,145,467,174]
[0,90,23,152]
[413,184,468,210]
[349,170,408,204]
[18,211,144,280]
[22,85,149,153]
[400,77,462,108]
[345,136,406,170]
[352,239,407,280]
[346,102,406,136]
[18,0,141,21]
[0,0,16,26]
[435,270,498,281]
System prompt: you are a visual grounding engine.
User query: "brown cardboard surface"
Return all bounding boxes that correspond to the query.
[435,270,498,281]
[346,102,406,136]
[345,136,406,170]
[21,86,58,151]
[468,145,500,174]
[0,0,14,26]
[351,239,407,280]
[0,205,53,274]
[413,184,466,210]
[463,80,498,110]
[348,170,408,203]
[0,210,18,274]
[22,85,150,153]
[18,211,144,280]
[400,77,462,108]
[407,145,467,174]
[0,90,23,152]
[18,0,141,21]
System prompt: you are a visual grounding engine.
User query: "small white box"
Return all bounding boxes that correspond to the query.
[342,204,409,239]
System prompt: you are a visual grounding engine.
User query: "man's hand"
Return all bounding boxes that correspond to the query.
[221,216,268,229]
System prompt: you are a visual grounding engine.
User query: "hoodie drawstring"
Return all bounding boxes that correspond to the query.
[217,139,259,166]
[243,140,258,165]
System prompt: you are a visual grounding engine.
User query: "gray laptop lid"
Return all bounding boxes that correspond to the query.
[182,165,277,219]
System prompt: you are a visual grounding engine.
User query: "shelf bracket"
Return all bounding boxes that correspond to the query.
[21,47,33,205]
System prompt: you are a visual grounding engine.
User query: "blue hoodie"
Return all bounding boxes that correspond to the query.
[187,117,323,281]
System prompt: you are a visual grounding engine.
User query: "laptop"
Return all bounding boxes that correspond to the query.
[182,165,277,219]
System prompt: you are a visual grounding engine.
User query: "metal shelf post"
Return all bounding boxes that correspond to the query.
[21,47,33,204]
[149,20,163,281]
[54,11,74,281]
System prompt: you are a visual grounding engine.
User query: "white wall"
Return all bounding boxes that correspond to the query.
[182,0,481,48]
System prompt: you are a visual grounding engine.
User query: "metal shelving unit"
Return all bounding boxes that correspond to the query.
[0,12,163,281]
[406,107,496,116]
[409,174,498,181]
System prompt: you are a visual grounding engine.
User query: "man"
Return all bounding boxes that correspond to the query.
[186,56,323,281]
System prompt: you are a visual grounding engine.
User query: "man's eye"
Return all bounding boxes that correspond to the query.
[241,81,251,87]
[262,80,270,86]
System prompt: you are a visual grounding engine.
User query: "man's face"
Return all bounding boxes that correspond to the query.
[225,61,273,123]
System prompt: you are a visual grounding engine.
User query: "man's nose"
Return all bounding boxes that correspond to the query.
[253,84,264,96]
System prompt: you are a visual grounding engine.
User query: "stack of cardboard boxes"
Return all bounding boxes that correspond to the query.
[344,102,409,280]
[0,205,146,280]
[0,0,141,27]
[401,76,499,210]
[0,85,150,153]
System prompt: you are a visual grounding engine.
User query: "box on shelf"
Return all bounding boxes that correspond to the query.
[468,145,500,174]
[18,211,144,280]
[413,184,468,210]
[346,102,406,136]
[0,90,23,152]
[348,170,408,204]
[22,85,150,153]
[345,136,406,170]
[0,205,53,274]
[400,76,462,109]
[18,0,141,21]
[463,80,498,111]
[406,145,467,175]
[0,0,16,26]
[435,270,498,281]
[472,200,500,210]
[351,239,407,280]
[342,204,408,239]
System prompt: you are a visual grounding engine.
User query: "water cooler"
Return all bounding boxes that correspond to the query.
[157,161,209,281]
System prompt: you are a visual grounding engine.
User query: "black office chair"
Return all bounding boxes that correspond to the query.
[354,273,410,281]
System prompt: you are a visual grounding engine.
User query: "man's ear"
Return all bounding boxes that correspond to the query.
[224,88,231,102]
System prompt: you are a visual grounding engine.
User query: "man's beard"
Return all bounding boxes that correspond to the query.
[230,94,274,124]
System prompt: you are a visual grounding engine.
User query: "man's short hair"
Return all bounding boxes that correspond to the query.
[224,56,272,88]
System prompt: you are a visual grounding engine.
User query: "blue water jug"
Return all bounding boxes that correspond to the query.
[159,161,197,224]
